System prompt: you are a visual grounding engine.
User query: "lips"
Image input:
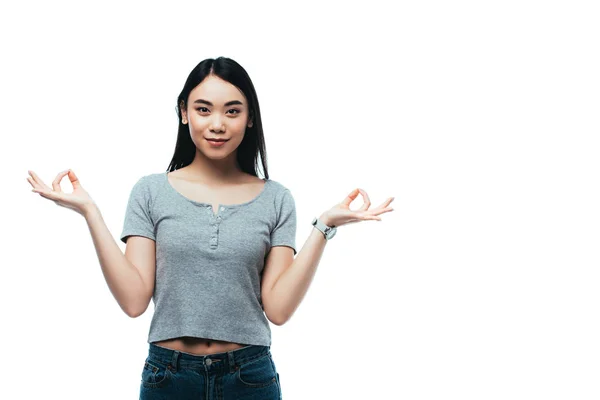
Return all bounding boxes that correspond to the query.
[206,138,229,142]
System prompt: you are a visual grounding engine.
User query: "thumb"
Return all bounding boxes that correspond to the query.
[67,169,83,189]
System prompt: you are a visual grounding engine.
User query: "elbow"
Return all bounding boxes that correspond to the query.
[270,313,289,326]
[127,309,142,319]
[124,294,151,318]
[124,306,138,318]
[124,303,145,319]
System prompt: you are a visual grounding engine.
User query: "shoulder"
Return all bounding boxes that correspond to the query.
[127,173,165,201]
[239,172,292,197]
[140,172,167,186]
[265,179,295,210]
[266,179,294,203]
[265,177,290,193]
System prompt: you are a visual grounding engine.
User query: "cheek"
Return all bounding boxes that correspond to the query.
[232,118,249,130]
[188,116,206,128]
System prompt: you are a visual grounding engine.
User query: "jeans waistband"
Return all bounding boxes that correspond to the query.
[147,342,271,374]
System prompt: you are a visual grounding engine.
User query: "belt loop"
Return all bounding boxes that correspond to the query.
[170,350,180,373]
[227,349,236,373]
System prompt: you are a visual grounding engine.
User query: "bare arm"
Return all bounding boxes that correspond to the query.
[84,205,150,318]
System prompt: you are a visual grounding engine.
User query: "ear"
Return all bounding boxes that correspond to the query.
[180,100,188,124]
[247,112,254,128]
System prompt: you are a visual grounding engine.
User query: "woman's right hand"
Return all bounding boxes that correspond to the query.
[27,169,97,217]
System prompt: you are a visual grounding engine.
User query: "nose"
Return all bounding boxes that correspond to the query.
[209,114,225,132]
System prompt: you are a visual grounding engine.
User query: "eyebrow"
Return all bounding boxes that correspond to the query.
[193,99,244,107]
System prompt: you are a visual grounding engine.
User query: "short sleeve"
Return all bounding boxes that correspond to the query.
[120,176,156,244]
[270,189,297,255]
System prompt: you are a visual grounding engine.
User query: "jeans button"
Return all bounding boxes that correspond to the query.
[205,358,212,366]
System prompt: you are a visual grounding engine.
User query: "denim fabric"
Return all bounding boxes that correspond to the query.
[139,342,282,399]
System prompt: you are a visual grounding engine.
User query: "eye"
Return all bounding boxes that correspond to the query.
[195,108,240,114]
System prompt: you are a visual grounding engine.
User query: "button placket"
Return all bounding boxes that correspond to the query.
[207,205,224,249]
[206,205,226,218]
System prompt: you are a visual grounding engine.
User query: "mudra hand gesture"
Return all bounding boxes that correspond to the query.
[320,188,395,227]
[27,169,97,217]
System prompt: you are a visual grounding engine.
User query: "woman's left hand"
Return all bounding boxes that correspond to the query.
[319,188,395,228]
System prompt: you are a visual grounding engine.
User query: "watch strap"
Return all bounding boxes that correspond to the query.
[312,217,336,240]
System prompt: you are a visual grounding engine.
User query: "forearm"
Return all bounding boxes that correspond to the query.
[270,213,331,324]
[84,206,147,317]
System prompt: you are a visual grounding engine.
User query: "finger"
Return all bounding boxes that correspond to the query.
[32,186,58,201]
[342,188,371,211]
[372,196,394,210]
[353,212,381,221]
[30,184,49,195]
[376,208,394,215]
[374,206,394,215]
[357,189,371,211]
[27,177,45,192]
[66,169,81,189]
[342,188,360,206]
[52,169,70,192]
[362,206,393,218]
[28,170,49,189]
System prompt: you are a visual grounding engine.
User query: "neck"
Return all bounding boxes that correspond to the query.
[185,150,245,185]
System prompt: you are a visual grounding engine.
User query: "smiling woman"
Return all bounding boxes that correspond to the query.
[175,68,258,174]
[26,54,393,400]
[119,56,288,399]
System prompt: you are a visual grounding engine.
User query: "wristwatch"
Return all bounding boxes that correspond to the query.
[312,217,337,240]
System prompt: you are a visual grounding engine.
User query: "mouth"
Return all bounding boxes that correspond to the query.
[206,138,229,147]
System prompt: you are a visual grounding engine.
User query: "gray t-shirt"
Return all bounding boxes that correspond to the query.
[120,172,297,346]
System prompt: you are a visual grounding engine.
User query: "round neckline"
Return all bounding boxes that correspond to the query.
[163,171,270,208]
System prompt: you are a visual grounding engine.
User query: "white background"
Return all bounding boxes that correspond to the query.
[2,0,599,399]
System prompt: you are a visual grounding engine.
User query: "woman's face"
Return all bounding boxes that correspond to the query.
[181,74,253,160]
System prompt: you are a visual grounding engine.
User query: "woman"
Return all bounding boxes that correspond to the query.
[27,56,394,399]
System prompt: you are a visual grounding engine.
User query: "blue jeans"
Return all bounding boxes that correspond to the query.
[139,342,282,399]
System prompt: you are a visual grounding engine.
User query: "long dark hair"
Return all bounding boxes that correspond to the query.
[166,57,269,179]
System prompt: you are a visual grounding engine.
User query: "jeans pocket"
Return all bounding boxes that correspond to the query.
[236,354,278,388]
[141,358,172,389]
